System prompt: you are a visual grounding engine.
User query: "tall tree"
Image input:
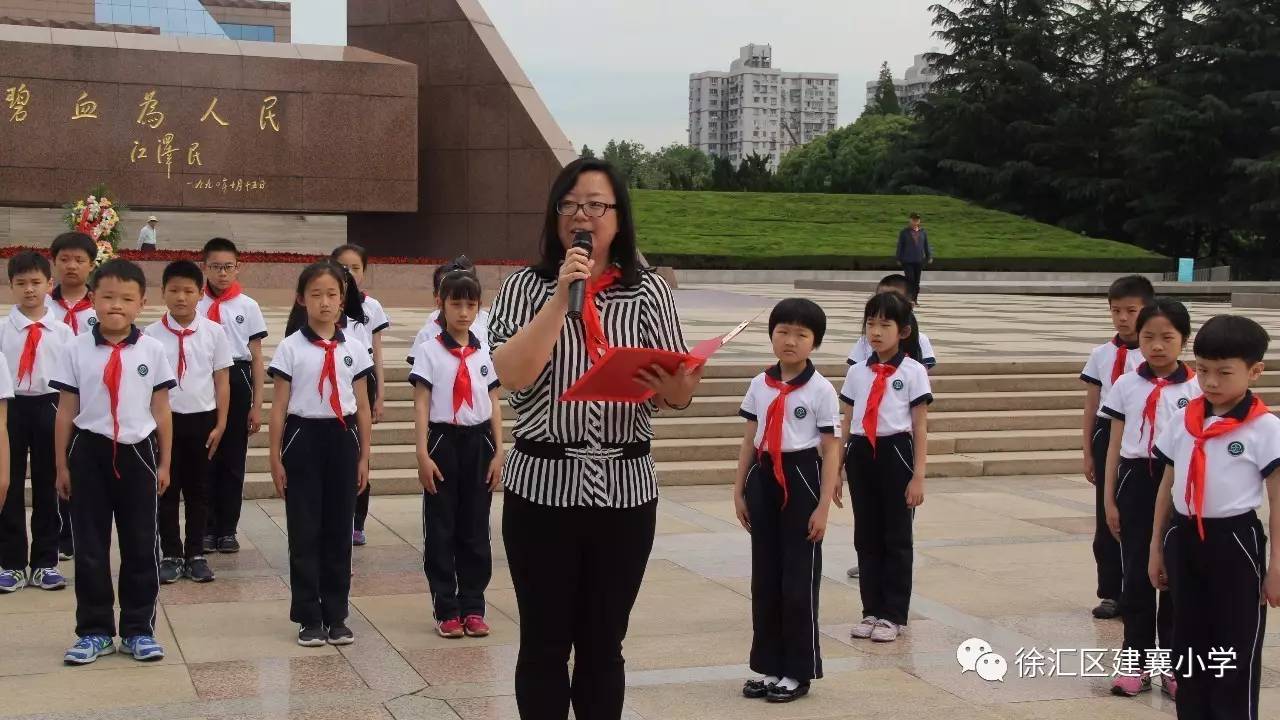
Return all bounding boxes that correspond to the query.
[869,61,903,115]
[580,144,596,159]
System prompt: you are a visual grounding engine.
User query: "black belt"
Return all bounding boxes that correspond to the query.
[514,438,650,461]
[1173,510,1259,532]
[757,447,821,464]
[429,421,491,437]
[233,359,252,366]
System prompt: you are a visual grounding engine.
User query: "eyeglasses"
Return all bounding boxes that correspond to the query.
[205,262,238,273]
[555,201,617,218]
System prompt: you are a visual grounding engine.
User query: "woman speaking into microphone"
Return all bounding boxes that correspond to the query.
[490,158,701,719]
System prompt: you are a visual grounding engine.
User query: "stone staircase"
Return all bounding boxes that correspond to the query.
[238,359,1280,499]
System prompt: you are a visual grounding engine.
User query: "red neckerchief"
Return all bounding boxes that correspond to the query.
[204,282,242,324]
[580,267,622,364]
[440,334,478,422]
[862,356,902,456]
[100,330,138,479]
[16,319,43,390]
[310,336,346,428]
[162,314,195,387]
[1183,395,1271,540]
[1110,335,1133,384]
[53,288,92,335]
[1139,362,1195,459]
[759,366,807,508]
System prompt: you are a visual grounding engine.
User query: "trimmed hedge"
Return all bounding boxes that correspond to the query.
[645,253,1177,274]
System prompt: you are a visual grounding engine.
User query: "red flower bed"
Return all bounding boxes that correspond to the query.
[0,246,528,266]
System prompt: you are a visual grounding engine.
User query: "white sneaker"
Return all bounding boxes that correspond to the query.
[869,619,900,643]
[850,616,878,639]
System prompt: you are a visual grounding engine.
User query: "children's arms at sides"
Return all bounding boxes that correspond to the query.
[1265,471,1280,607]
[151,389,173,494]
[1103,418,1124,539]
[354,377,372,494]
[1148,464,1175,591]
[834,403,851,507]
[208,367,229,459]
[487,387,504,492]
[54,391,79,500]
[808,433,843,542]
[412,383,443,495]
[268,379,289,498]
[248,337,265,435]
[733,421,756,532]
[905,403,927,508]
[372,333,386,424]
[1082,384,1101,484]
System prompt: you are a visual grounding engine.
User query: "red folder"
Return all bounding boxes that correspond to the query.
[560,319,752,403]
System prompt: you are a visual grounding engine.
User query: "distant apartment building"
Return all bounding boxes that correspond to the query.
[865,51,938,111]
[689,44,839,168]
[0,0,290,41]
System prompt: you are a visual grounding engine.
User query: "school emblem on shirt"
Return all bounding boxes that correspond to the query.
[892,379,905,391]
[1228,441,1245,457]
[343,355,354,367]
[137,364,149,377]
[87,317,98,327]
[481,365,490,377]
[794,406,808,419]
[235,315,245,324]
[1177,397,1190,408]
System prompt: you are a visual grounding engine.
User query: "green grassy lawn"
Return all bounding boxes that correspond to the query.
[632,190,1162,264]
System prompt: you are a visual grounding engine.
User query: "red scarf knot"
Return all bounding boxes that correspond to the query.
[55,292,92,335]
[440,335,479,422]
[580,267,622,364]
[1110,336,1132,384]
[862,362,900,457]
[162,314,195,387]
[759,372,803,507]
[1140,363,1195,459]
[205,282,242,324]
[1183,395,1270,541]
[16,320,43,389]
[311,338,346,428]
[101,336,130,478]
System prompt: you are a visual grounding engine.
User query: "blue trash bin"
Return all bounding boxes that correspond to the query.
[1177,258,1194,283]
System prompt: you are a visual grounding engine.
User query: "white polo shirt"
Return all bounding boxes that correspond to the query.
[738,362,840,452]
[1081,336,1145,418]
[143,314,234,415]
[409,309,490,363]
[197,290,267,362]
[847,332,936,369]
[44,287,98,336]
[1155,393,1280,518]
[0,306,76,396]
[346,295,390,362]
[267,326,373,419]
[840,352,933,437]
[49,326,177,444]
[408,331,500,426]
[0,354,14,403]
[1101,363,1201,460]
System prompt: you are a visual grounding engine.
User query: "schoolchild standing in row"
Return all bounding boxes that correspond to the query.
[410,257,490,363]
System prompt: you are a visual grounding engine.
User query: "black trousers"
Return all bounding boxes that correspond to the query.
[422,422,494,620]
[1115,458,1172,658]
[1166,512,1266,720]
[847,433,915,626]
[354,374,377,531]
[68,430,160,638]
[504,490,656,720]
[282,415,359,627]
[207,360,252,538]
[746,448,823,681]
[1091,416,1123,600]
[901,262,923,301]
[160,411,215,560]
[1,394,60,570]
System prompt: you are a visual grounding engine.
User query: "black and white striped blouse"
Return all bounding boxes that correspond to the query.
[489,266,688,508]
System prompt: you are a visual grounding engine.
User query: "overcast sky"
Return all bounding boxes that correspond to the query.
[292,0,940,151]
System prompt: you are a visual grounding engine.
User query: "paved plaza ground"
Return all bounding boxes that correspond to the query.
[4,286,1280,720]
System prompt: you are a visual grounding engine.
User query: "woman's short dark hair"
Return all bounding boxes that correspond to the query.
[1137,297,1191,340]
[438,271,482,304]
[864,291,922,361]
[532,158,641,286]
[769,298,827,347]
[1194,315,1269,365]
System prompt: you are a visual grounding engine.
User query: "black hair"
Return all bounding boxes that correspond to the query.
[331,244,369,268]
[877,273,911,295]
[438,271,482,304]
[864,291,922,361]
[531,158,642,287]
[433,255,476,295]
[90,258,146,293]
[1108,275,1155,303]
[162,260,203,289]
[1194,315,1270,366]
[285,260,360,337]
[50,232,96,261]
[768,298,827,348]
[1136,297,1192,340]
[7,250,51,281]
[908,212,921,220]
[202,237,239,259]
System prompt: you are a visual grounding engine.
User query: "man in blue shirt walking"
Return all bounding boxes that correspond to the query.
[895,213,932,302]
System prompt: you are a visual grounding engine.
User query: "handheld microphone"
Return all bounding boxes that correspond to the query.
[566,230,593,320]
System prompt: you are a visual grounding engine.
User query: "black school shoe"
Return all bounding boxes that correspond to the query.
[184,557,216,583]
[1092,598,1119,619]
[742,678,775,699]
[298,624,327,647]
[766,682,811,703]
[217,536,240,554]
[203,535,217,553]
[327,623,355,646]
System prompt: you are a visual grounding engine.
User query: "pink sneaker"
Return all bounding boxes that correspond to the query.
[463,615,490,637]
[1160,673,1177,700]
[1111,673,1152,696]
[436,617,464,639]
